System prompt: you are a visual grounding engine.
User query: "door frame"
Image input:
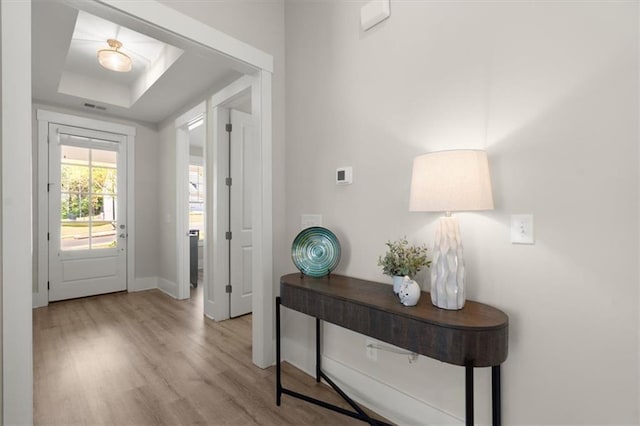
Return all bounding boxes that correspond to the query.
[35,109,136,308]
[175,102,207,301]
[3,0,274,421]
[208,74,272,367]
[208,76,253,323]
[105,0,276,370]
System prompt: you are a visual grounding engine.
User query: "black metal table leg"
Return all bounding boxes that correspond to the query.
[276,297,282,406]
[492,365,501,426]
[276,299,391,425]
[465,366,474,426]
[316,318,321,383]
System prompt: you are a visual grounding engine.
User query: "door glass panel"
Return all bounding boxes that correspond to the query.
[61,165,90,193]
[90,195,117,248]
[60,142,118,251]
[92,167,117,194]
[61,193,90,251]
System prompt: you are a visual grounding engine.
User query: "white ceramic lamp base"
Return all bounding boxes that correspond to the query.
[431,216,465,310]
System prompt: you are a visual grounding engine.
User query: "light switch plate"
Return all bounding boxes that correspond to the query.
[511,214,534,244]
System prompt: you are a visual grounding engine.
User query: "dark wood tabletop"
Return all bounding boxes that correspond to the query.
[280,273,509,367]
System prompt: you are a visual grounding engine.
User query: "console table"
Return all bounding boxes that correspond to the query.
[276,273,509,425]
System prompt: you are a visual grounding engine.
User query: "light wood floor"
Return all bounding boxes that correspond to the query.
[34,282,385,425]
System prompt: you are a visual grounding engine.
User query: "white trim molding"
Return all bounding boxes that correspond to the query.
[207,71,273,368]
[252,69,274,368]
[130,277,159,292]
[158,277,179,299]
[2,0,34,422]
[95,0,273,73]
[37,110,136,136]
[321,356,462,426]
[211,74,255,107]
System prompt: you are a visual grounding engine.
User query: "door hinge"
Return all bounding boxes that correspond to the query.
[47,281,50,290]
[225,123,232,133]
[225,231,232,240]
[225,285,232,293]
[47,232,50,241]
[47,183,50,192]
[225,177,232,186]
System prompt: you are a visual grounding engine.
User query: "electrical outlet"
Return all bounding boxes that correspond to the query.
[366,338,378,361]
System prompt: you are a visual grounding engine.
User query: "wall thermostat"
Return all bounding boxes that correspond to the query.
[336,167,353,185]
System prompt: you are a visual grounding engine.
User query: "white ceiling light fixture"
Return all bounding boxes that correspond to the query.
[97,39,132,72]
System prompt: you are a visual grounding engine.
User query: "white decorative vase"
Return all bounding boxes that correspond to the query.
[392,275,405,294]
[398,276,421,306]
[431,216,465,310]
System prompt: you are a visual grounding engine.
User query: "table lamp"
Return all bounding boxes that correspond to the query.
[409,150,494,310]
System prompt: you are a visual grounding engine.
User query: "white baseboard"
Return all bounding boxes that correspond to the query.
[157,277,179,299]
[282,339,461,426]
[33,276,167,308]
[32,290,48,308]
[129,277,158,292]
[321,356,462,426]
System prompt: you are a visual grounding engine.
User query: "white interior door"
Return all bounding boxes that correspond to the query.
[229,109,256,317]
[48,124,127,301]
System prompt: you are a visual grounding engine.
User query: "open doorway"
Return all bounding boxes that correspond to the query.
[177,79,257,322]
[188,120,206,293]
[211,78,258,324]
[29,0,274,369]
[5,0,275,420]
[175,102,207,304]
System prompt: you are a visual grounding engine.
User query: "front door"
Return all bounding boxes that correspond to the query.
[48,124,127,301]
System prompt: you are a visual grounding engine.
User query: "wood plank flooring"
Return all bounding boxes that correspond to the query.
[33,284,385,425]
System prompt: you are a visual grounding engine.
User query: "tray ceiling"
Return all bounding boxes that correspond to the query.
[32,2,247,125]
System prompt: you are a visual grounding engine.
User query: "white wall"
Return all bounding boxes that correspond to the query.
[31,103,161,295]
[155,111,207,293]
[157,121,178,287]
[133,124,161,280]
[159,0,288,291]
[285,1,638,424]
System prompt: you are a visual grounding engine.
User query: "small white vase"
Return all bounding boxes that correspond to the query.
[392,275,404,294]
[398,276,421,307]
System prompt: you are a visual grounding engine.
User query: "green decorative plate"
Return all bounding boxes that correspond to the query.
[291,227,341,277]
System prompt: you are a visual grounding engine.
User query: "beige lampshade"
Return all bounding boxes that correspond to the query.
[409,149,494,212]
